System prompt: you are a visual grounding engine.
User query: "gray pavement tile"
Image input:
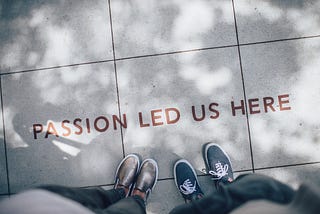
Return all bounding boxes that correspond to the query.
[240,37,320,168]
[234,0,320,44]
[111,0,237,58]
[0,97,8,194]
[0,0,113,73]
[1,63,123,193]
[256,163,320,189]
[117,47,253,180]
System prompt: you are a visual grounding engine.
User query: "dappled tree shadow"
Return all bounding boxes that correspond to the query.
[0,2,320,214]
[0,0,112,73]
[1,61,123,192]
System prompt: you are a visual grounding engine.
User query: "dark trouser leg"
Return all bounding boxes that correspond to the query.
[103,195,146,214]
[170,173,295,214]
[38,185,125,212]
[38,185,146,214]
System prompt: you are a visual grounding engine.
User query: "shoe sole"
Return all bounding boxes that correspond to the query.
[114,154,140,191]
[173,159,200,192]
[203,142,233,173]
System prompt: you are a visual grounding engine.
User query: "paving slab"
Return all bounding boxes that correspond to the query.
[117,47,253,179]
[257,163,320,189]
[234,0,320,44]
[0,98,8,194]
[0,0,113,73]
[111,0,237,58]
[1,62,123,193]
[240,37,320,168]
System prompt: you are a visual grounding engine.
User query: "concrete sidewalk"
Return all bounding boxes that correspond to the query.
[1,0,320,213]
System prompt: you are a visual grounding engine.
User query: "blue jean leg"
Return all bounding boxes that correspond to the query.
[39,185,145,214]
[170,173,295,214]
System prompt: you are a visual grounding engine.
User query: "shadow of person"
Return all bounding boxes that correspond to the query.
[9,109,123,193]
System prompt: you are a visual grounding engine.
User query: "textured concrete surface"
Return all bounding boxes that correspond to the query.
[0,0,113,73]
[117,48,252,179]
[0,98,8,194]
[111,0,237,58]
[235,0,320,43]
[1,62,123,192]
[1,0,320,213]
[241,38,320,168]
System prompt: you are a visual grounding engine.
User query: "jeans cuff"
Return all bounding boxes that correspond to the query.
[132,195,146,209]
[115,188,127,199]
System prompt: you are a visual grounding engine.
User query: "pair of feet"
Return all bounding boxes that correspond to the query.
[174,143,234,202]
[114,154,158,203]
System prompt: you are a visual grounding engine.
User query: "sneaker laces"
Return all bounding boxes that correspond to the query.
[180,179,196,195]
[208,162,229,180]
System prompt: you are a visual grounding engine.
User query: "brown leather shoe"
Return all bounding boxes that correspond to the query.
[114,154,140,196]
[133,159,158,203]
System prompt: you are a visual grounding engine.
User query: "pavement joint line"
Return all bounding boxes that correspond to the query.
[114,44,238,61]
[107,0,125,157]
[158,161,320,181]
[0,59,114,76]
[254,161,320,171]
[1,35,320,76]
[0,77,11,195]
[239,34,320,47]
[232,0,255,173]
[6,162,320,194]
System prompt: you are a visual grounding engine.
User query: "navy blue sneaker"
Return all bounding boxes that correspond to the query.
[203,143,234,186]
[174,159,204,203]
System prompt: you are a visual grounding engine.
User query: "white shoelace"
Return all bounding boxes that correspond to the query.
[208,162,229,180]
[179,179,196,195]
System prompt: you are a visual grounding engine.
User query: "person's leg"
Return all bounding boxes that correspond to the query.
[171,143,234,213]
[39,185,146,214]
[101,195,145,214]
[203,143,294,207]
[173,159,204,203]
[170,143,295,214]
[39,185,126,211]
[39,154,140,212]
[103,159,158,214]
[170,173,295,214]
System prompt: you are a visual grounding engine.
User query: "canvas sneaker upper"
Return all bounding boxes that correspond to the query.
[203,143,234,185]
[174,159,204,203]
